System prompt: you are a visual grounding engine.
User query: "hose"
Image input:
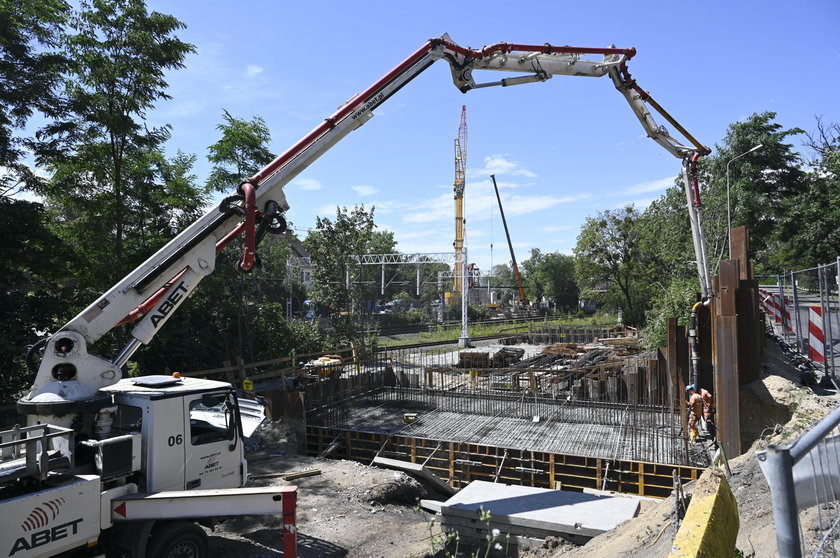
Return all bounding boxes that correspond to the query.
[688,299,710,391]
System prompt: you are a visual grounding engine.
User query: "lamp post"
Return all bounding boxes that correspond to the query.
[726,144,763,258]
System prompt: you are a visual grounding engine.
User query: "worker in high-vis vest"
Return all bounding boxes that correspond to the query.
[686,384,716,441]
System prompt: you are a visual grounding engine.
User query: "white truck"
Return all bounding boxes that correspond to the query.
[1,34,710,558]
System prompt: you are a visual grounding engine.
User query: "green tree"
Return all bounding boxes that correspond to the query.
[776,118,840,268]
[522,249,578,311]
[0,0,68,195]
[0,198,77,402]
[41,0,197,289]
[488,263,515,305]
[304,205,377,343]
[574,206,651,326]
[206,110,274,193]
[697,112,806,271]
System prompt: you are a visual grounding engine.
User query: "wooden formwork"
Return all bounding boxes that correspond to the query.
[306,426,701,499]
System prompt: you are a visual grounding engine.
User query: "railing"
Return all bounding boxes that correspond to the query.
[759,258,839,379]
[757,404,840,557]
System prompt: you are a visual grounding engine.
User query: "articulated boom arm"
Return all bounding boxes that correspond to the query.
[24,33,711,409]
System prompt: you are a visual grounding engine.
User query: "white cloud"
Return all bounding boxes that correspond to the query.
[470,154,537,178]
[246,64,264,77]
[294,178,323,191]
[168,100,203,118]
[401,190,590,224]
[497,193,590,216]
[352,184,378,196]
[623,176,677,195]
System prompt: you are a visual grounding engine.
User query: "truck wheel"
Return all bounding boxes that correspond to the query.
[146,520,208,558]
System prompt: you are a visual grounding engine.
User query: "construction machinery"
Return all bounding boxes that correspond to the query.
[3,34,710,558]
[490,174,527,307]
[452,105,468,297]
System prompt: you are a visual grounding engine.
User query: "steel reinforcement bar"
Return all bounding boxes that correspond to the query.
[306,426,701,499]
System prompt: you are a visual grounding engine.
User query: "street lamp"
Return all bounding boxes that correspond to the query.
[726,144,763,258]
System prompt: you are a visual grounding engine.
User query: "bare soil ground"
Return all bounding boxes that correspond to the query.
[206,425,435,558]
[207,336,839,558]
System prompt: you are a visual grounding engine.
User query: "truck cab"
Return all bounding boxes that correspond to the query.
[100,375,247,493]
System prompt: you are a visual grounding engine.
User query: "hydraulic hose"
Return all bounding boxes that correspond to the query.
[688,299,710,390]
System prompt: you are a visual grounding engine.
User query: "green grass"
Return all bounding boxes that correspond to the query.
[379,313,617,348]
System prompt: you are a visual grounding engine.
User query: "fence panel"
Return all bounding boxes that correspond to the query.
[760,260,839,380]
[757,405,840,557]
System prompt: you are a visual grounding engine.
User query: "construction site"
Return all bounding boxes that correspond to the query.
[5,28,837,558]
[300,332,704,499]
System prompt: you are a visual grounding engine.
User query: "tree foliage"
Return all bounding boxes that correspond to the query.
[40,0,198,291]
[206,110,274,193]
[304,205,378,343]
[574,206,652,326]
[697,112,806,271]
[521,249,578,311]
[0,0,69,195]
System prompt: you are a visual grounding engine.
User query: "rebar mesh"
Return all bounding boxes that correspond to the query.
[302,339,705,467]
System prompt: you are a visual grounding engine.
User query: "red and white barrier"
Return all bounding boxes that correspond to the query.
[809,305,826,363]
[759,289,792,332]
[759,289,778,321]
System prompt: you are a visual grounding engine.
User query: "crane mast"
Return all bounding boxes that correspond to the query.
[453,105,467,295]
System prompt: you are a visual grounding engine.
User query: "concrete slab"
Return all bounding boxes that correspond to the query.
[372,456,455,495]
[436,512,589,544]
[419,499,444,513]
[439,480,640,538]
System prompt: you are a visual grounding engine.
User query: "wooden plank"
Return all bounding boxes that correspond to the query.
[249,469,321,480]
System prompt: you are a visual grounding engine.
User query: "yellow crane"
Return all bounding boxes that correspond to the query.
[453,105,467,295]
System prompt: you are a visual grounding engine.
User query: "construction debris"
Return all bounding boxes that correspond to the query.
[249,468,322,480]
[541,342,582,357]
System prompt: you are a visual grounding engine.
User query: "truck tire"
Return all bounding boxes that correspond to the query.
[146,520,208,558]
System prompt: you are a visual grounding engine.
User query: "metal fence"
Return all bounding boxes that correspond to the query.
[757,405,840,557]
[759,258,840,379]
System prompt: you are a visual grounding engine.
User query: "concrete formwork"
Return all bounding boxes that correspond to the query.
[301,337,708,498]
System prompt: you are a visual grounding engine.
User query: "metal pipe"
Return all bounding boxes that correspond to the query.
[113,337,143,369]
[688,299,708,391]
[791,271,803,354]
[819,266,830,376]
[777,275,787,340]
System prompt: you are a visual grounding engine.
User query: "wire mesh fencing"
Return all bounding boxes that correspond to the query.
[757,405,840,557]
[759,258,840,381]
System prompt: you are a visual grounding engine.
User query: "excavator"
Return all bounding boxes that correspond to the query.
[4,34,711,558]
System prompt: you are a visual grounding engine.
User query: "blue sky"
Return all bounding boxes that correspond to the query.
[145,0,840,273]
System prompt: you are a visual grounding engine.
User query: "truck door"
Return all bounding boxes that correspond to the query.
[183,392,243,490]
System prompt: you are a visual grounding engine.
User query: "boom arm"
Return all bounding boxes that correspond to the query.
[23,33,711,409]
[491,174,526,305]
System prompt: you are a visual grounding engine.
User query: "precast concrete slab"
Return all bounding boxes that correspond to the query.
[439,480,640,539]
